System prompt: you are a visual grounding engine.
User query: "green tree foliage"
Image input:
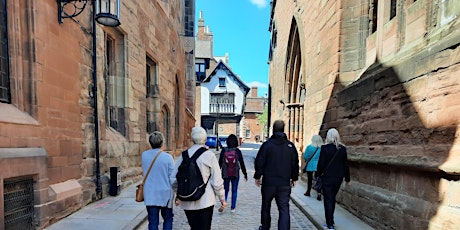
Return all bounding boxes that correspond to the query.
[256,106,268,134]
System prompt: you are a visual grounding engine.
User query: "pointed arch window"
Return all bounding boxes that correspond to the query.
[162,105,171,150]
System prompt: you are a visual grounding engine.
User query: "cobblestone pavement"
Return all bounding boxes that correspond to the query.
[137,145,316,230]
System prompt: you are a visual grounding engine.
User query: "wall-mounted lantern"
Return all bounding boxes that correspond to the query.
[57,0,121,27]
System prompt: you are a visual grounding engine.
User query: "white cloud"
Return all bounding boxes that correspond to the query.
[247,81,268,89]
[250,0,268,8]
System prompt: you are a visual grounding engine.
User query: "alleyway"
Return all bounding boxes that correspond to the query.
[137,143,316,230]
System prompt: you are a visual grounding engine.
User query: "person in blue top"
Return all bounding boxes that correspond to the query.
[141,131,175,230]
[303,135,323,200]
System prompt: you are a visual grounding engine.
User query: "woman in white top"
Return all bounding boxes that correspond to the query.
[173,127,226,230]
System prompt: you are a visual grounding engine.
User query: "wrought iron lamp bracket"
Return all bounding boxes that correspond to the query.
[57,0,90,23]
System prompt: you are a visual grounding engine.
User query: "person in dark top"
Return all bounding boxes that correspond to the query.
[254,120,299,230]
[218,134,248,213]
[317,128,351,230]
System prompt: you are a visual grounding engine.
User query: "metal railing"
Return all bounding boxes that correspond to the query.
[210,103,235,114]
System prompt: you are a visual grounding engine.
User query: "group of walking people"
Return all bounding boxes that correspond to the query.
[140,120,350,230]
[141,127,247,230]
[302,129,351,230]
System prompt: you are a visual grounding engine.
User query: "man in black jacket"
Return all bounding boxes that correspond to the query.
[254,120,299,230]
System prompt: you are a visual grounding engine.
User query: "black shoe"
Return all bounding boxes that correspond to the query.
[304,192,310,196]
[317,194,322,201]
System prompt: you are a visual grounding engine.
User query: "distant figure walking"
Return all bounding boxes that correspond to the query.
[218,134,248,212]
[303,135,323,200]
[141,131,175,230]
[173,126,226,230]
[317,128,351,230]
[254,120,299,230]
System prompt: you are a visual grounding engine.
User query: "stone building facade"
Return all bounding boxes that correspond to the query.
[0,0,195,228]
[268,0,460,229]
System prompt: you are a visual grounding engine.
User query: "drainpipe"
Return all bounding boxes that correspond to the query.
[92,1,102,199]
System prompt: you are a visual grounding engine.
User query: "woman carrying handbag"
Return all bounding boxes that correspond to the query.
[302,135,323,199]
[317,128,351,230]
[141,131,175,230]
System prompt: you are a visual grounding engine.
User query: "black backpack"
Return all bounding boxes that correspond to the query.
[176,147,209,201]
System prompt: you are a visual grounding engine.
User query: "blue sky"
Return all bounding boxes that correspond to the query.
[196,0,270,97]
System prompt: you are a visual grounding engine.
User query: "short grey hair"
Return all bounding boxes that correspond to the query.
[191,126,207,145]
[311,135,324,148]
[149,131,164,148]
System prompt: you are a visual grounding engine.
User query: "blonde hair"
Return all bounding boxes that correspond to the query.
[325,128,343,148]
[311,135,324,148]
[191,126,207,144]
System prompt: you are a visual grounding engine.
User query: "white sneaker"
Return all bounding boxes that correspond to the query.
[230,209,235,213]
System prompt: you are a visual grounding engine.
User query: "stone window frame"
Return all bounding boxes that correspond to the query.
[146,55,159,134]
[146,56,159,98]
[175,75,180,149]
[0,0,38,125]
[161,105,171,150]
[103,28,128,136]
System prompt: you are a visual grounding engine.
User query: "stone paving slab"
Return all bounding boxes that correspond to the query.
[45,183,146,230]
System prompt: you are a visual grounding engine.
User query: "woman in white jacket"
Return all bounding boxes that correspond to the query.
[173,126,226,230]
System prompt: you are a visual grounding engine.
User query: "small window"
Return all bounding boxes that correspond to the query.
[245,129,250,138]
[196,63,206,82]
[370,0,378,33]
[390,0,396,20]
[146,57,158,97]
[219,77,226,87]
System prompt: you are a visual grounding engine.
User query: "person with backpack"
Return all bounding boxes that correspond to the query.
[173,126,226,230]
[218,134,248,213]
[302,134,324,200]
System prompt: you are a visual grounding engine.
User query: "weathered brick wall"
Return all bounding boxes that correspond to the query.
[0,0,194,228]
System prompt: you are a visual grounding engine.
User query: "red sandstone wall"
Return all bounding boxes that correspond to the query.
[0,0,195,228]
[269,0,460,229]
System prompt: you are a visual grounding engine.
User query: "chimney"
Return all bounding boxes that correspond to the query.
[198,11,205,40]
[251,87,258,97]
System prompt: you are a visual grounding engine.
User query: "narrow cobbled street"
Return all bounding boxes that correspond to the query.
[138,143,316,230]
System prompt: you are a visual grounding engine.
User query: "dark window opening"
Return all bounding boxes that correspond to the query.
[370,0,378,33]
[390,0,396,19]
[146,57,158,97]
[0,0,10,103]
[195,63,206,82]
[218,77,226,87]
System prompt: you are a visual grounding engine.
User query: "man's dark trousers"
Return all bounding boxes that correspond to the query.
[260,185,291,230]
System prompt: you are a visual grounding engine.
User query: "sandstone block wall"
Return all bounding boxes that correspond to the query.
[268,0,460,229]
[0,0,195,228]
